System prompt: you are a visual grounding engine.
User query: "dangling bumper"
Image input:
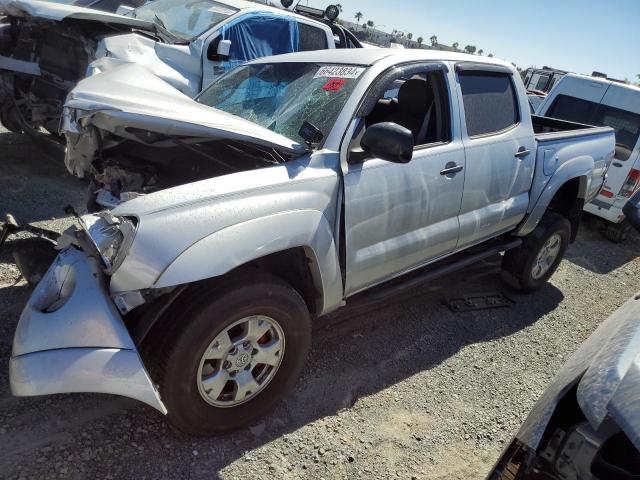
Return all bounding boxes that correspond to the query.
[9,247,166,414]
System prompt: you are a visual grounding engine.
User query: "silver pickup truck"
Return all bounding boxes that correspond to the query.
[9,49,615,436]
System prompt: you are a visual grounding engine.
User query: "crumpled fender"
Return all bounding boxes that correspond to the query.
[154,209,343,315]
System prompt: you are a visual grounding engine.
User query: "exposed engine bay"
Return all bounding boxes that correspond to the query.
[0,18,95,137]
[0,4,156,141]
[83,132,291,210]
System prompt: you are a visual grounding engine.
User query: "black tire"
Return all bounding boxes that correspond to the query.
[150,272,311,436]
[604,221,631,244]
[501,212,571,293]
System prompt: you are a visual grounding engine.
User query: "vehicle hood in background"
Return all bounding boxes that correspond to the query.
[62,63,306,177]
[0,0,154,30]
[517,293,640,451]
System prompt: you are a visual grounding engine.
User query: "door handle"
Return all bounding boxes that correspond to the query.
[515,147,531,159]
[440,163,464,176]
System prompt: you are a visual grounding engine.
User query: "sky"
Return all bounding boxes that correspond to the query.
[306,0,640,81]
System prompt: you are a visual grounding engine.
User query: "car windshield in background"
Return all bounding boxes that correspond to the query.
[197,62,366,145]
[132,0,238,42]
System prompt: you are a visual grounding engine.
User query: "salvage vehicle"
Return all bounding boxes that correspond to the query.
[522,66,567,95]
[537,73,640,242]
[9,49,615,436]
[0,0,358,145]
[487,293,640,480]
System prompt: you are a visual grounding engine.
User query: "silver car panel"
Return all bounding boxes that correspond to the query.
[9,247,166,413]
[110,153,343,311]
[342,64,466,295]
[10,348,166,414]
[13,247,134,356]
[517,293,640,450]
[515,129,613,236]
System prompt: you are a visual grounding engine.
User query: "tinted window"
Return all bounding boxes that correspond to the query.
[547,94,640,160]
[535,75,550,91]
[547,94,597,124]
[459,73,519,136]
[298,23,328,51]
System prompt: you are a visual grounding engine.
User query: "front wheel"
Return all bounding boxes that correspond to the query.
[151,273,311,436]
[501,212,571,292]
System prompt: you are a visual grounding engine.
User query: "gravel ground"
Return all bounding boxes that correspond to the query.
[1,127,639,480]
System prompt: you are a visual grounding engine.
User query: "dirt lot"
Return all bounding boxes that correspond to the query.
[1,127,639,480]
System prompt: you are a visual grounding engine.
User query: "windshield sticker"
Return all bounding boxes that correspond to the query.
[314,66,365,79]
[322,78,347,92]
[208,6,236,15]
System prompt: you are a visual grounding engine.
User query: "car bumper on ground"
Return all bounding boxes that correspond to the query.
[9,247,166,414]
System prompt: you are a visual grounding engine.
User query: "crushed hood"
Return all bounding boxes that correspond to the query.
[62,63,306,177]
[0,0,154,30]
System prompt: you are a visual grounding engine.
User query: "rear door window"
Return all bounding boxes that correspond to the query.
[298,23,328,51]
[547,94,640,160]
[459,72,519,136]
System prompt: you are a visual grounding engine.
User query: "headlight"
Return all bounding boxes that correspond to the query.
[79,213,137,274]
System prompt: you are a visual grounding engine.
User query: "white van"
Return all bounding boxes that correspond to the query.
[537,74,640,242]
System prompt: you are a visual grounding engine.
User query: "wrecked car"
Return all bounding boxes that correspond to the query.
[0,0,359,145]
[487,292,640,480]
[10,49,615,436]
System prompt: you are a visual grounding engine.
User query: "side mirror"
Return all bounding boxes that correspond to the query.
[360,122,414,164]
[207,39,232,61]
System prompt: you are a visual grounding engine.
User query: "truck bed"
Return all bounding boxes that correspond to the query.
[532,115,612,140]
[523,115,615,226]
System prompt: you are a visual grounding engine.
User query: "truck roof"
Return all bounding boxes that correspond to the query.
[560,73,640,94]
[248,47,515,68]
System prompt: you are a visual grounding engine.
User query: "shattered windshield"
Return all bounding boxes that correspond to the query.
[132,0,238,42]
[197,62,366,145]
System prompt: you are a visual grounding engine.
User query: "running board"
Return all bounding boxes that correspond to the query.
[346,238,522,311]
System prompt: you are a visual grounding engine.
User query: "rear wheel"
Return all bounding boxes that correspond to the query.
[151,272,311,436]
[501,212,571,292]
[604,220,631,244]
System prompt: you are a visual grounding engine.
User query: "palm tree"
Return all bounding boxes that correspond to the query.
[417,36,423,48]
[366,20,375,40]
[407,33,413,46]
[464,45,476,54]
[354,11,363,30]
[452,42,459,51]
[478,49,484,56]
[430,35,438,47]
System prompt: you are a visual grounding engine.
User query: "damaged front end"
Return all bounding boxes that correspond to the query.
[0,0,155,142]
[62,63,306,209]
[9,213,166,413]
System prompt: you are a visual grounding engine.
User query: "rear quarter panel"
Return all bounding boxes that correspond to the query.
[516,128,615,236]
